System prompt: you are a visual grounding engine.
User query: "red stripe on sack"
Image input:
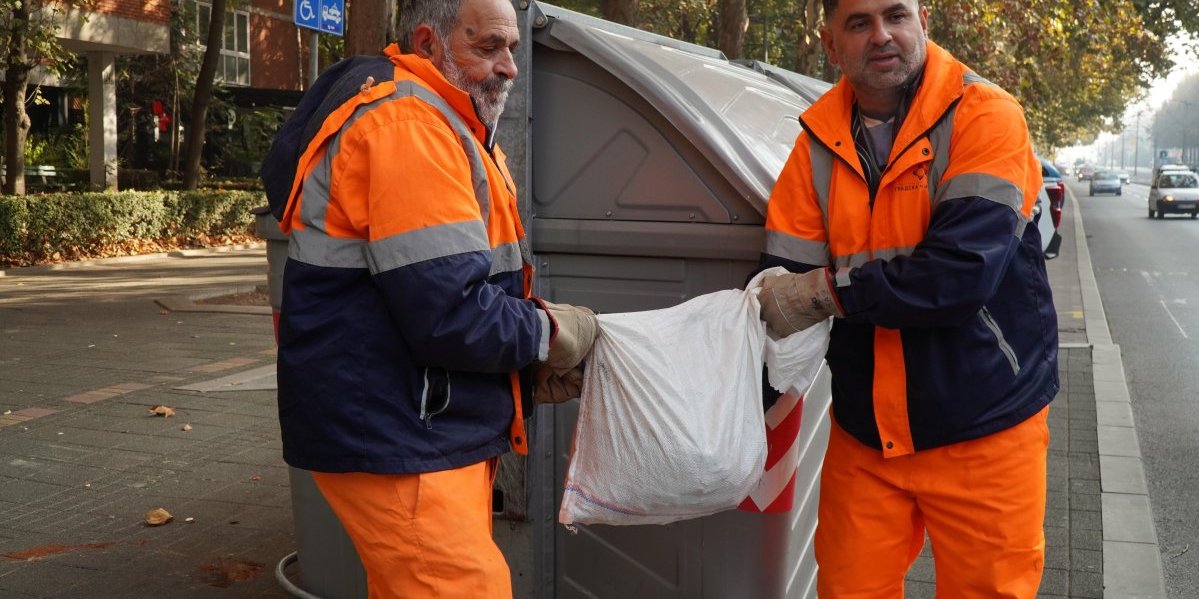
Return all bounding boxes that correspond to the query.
[738,393,805,513]
[764,471,798,513]
[763,396,804,471]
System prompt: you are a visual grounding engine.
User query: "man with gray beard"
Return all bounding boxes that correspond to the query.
[260,1,597,596]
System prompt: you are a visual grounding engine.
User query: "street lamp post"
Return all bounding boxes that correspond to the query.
[1133,112,1141,181]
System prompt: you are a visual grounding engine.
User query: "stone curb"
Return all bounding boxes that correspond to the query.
[155,285,274,316]
[1071,190,1168,598]
[0,242,266,277]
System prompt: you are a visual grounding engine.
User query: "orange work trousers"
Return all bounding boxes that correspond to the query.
[815,407,1049,598]
[312,459,511,599]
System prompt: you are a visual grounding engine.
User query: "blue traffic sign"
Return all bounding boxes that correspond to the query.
[294,0,344,37]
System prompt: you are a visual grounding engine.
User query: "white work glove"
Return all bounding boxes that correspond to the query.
[532,364,584,404]
[541,301,598,371]
[759,268,844,336]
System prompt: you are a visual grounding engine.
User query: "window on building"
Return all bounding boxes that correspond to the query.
[184,0,251,86]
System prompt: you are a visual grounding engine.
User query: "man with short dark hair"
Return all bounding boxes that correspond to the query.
[757,0,1057,596]
[262,1,595,596]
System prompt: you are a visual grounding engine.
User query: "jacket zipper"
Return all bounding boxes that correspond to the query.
[419,367,453,429]
[979,307,1020,375]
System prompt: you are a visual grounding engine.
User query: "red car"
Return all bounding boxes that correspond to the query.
[1040,158,1066,229]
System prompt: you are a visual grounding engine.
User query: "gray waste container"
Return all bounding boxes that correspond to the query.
[253,208,369,598]
[250,206,288,342]
[500,4,836,599]
[272,3,836,598]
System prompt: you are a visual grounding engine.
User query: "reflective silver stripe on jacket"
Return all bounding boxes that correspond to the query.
[829,246,917,271]
[925,105,954,206]
[490,240,525,277]
[831,251,870,270]
[979,306,1020,374]
[809,138,834,234]
[291,79,493,269]
[935,172,1025,212]
[365,221,490,274]
[765,230,830,266]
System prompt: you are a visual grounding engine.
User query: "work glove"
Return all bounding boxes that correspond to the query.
[533,364,584,404]
[759,268,844,337]
[540,301,598,371]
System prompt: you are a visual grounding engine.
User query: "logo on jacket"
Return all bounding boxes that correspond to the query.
[895,168,929,193]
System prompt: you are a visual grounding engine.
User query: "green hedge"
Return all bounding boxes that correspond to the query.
[0,190,266,267]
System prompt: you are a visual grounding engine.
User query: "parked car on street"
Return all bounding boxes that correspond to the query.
[1148,170,1199,219]
[1040,158,1065,229]
[1089,171,1122,196]
[1033,187,1061,259]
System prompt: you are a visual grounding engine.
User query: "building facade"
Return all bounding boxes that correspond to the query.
[35,0,312,188]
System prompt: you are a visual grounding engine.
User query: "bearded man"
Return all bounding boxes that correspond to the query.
[261,1,596,596]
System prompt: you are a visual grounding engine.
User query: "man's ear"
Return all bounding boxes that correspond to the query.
[819,27,839,67]
[411,23,438,59]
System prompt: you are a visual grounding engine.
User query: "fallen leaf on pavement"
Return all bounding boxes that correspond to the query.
[249,475,261,481]
[148,405,176,418]
[145,508,173,526]
[182,423,192,431]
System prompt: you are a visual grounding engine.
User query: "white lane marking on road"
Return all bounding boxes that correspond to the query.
[1159,299,1190,339]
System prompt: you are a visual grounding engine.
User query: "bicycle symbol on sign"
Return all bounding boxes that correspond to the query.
[298,0,316,21]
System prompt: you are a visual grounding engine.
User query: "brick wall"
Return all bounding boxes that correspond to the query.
[250,0,291,12]
[252,12,306,91]
[92,0,170,23]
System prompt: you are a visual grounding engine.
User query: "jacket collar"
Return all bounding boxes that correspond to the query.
[384,44,494,148]
[801,40,967,168]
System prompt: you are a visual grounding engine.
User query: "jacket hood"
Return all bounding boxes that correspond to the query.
[260,53,399,222]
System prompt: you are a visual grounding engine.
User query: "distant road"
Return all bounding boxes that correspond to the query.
[1072,178,1199,599]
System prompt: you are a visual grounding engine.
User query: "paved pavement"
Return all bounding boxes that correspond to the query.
[0,189,1167,598]
[0,248,293,598]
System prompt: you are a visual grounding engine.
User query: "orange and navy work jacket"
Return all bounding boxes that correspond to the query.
[261,45,547,474]
[760,41,1058,457]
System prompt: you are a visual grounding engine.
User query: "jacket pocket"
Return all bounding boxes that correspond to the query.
[420,367,452,429]
[979,307,1021,375]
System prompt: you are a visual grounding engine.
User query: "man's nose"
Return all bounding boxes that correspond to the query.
[868,20,893,46]
[495,48,518,80]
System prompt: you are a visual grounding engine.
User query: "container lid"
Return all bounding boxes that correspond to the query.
[536,4,832,212]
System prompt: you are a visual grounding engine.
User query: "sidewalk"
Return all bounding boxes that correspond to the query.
[0,248,294,598]
[0,195,1166,598]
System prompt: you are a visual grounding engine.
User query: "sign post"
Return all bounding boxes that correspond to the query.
[294,0,344,36]
[294,0,345,86]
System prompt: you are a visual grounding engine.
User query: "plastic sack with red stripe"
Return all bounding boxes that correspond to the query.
[559,268,830,527]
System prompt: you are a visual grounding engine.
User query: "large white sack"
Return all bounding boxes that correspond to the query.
[559,268,827,527]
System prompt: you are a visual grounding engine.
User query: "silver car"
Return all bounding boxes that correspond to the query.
[1088,171,1122,196]
[1148,170,1199,219]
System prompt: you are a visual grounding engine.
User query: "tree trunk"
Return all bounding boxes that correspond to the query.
[182,0,227,190]
[717,0,747,60]
[2,2,32,196]
[792,0,824,78]
[602,0,638,26]
[346,0,397,56]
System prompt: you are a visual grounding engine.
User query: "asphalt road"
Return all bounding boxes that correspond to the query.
[1070,178,1199,599]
